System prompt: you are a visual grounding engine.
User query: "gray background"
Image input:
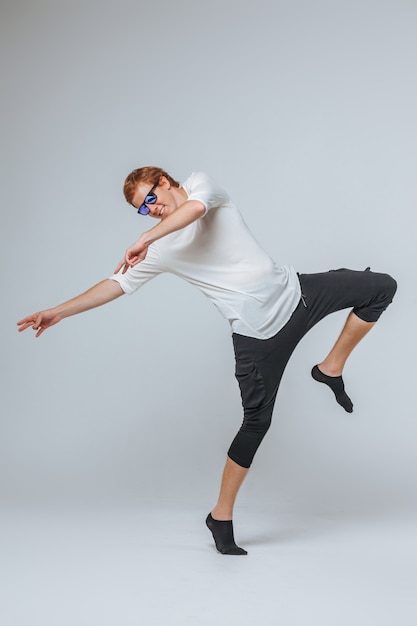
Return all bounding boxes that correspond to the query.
[1,1,416,624]
[1,0,415,511]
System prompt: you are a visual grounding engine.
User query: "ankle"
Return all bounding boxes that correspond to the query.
[312,365,353,413]
[206,513,247,555]
[318,362,343,377]
[211,506,233,521]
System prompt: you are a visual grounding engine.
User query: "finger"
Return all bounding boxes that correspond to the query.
[32,313,43,331]
[17,315,38,331]
[17,315,36,326]
[17,321,35,332]
[34,313,48,337]
[114,258,125,274]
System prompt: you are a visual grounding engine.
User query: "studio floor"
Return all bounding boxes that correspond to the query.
[1,501,416,626]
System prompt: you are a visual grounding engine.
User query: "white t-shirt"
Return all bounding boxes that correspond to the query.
[110,171,301,339]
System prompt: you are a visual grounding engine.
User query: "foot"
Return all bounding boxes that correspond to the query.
[311,365,353,413]
[206,513,248,555]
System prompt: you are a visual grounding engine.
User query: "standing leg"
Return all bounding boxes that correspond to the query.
[211,456,249,520]
[207,301,309,555]
[206,457,249,555]
[312,311,376,412]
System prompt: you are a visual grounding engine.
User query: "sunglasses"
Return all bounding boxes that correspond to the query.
[137,180,159,215]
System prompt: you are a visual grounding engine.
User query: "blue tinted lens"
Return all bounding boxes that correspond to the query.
[144,192,157,204]
[137,191,157,215]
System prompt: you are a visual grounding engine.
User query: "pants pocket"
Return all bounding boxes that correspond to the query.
[235,359,266,410]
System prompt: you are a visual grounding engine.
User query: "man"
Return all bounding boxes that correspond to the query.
[18,167,397,555]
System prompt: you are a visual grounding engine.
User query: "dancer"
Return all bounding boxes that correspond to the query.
[18,167,397,555]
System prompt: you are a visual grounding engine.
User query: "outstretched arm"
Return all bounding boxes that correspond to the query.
[17,278,124,338]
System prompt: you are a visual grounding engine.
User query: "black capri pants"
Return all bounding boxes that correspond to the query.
[228,268,397,468]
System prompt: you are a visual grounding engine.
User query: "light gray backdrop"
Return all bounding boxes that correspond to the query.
[1,0,415,514]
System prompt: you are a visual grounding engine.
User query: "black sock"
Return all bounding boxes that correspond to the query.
[311,365,353,413]
[206,513,248,555]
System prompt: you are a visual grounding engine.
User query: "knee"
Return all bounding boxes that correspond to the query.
[241,406,273,437]
[378,273,397,303]
[354,272,397,323]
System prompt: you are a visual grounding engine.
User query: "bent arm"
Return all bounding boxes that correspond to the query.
[143,200,205,244]
[115,200,205,274]
[17,278,124,337]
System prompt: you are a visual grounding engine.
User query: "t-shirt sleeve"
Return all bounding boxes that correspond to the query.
[109,244,163,294]
[183,171,230,215]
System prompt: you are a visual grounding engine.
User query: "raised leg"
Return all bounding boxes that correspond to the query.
[318,311,376,376]
[312,311,376,412]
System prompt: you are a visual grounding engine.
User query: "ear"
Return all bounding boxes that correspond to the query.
[158,175,170,189]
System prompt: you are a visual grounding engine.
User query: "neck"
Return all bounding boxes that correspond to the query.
[172,185,188,206]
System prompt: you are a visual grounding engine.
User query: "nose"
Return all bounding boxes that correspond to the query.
[148,203,161,217]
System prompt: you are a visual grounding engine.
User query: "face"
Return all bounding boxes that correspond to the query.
[132,176,180,220]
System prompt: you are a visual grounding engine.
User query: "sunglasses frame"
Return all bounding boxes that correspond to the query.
[137,180,159,215]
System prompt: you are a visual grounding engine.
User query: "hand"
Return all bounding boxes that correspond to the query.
[114,237,149,274]
[17,309,62,337]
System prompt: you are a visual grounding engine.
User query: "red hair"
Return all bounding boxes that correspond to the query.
[123,167,180,205]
